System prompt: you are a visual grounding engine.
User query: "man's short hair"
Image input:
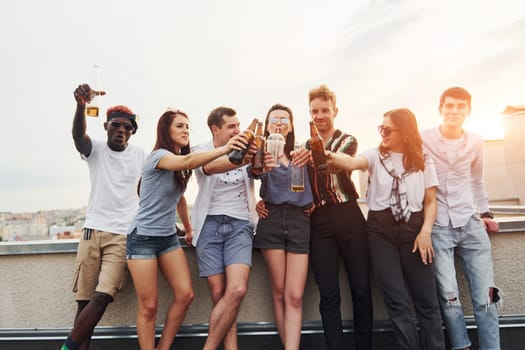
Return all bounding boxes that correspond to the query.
[439,87,472,109]
[308,84,337,108]
[106,105,138,131]
[207,106,236,130]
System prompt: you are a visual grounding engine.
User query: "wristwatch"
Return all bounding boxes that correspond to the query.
[480,211,495,219]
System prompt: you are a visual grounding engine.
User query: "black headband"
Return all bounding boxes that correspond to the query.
[107,111,138,130]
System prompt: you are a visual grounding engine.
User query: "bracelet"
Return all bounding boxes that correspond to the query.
[480,211,494,219]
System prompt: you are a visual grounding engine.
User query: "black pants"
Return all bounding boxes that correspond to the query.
[367,209,445,350]
[310,201,373,350]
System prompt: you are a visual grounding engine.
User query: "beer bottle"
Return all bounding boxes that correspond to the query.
[251,121,265,175]
[290,142,305,192]
[228,118,258,165]
[309,121,328,172]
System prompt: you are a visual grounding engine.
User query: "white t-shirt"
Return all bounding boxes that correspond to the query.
[207,167,250,220]
[82,139,146,234]
[361,148,438,212]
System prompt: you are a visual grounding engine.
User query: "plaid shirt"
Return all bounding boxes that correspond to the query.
[306,129,359,206]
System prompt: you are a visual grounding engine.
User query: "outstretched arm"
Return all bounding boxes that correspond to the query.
[72,84,105,157]
[325,152,368,173]
[157,133,246,171]
[203,136,256,174]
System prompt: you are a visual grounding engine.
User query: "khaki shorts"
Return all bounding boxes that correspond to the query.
[72,229,127,301]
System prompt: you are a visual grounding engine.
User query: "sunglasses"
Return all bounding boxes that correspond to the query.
[377,125,400,137]
[269,117,290,125]
[110,121,135,132]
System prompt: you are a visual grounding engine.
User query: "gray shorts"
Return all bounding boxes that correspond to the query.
[196,215,254,277]
[254,203,310,253]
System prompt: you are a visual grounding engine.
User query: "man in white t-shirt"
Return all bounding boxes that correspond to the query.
[191,106,257,350]
[61,84,146,350]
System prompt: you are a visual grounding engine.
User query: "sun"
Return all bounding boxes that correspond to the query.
[464,113,504,140]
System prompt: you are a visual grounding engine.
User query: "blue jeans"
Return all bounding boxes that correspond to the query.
[432,216,500,350]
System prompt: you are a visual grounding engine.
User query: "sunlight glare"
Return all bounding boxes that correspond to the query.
[465,113,504,140]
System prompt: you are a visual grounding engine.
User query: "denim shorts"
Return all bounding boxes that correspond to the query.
[255,203,310,253]
[126,228,181,260]
[196,215,254,277]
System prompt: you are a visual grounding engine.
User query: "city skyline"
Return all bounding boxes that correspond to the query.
[1,0,524,212]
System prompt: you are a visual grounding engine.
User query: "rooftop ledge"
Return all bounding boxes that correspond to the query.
[2,214,524,256]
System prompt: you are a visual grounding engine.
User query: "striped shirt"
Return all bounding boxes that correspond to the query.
[306,129,359,206]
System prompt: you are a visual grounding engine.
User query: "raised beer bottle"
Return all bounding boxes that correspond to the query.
[228,117,258,165]
[309,121,328,173]
[251,121,265,175]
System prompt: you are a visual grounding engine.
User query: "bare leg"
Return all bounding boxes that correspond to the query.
[156,249,194,350]
[283,253,308,350]
[68,292,112,350]
[127,258,159,350]
[261,249,286,345]
[203,264,250,350]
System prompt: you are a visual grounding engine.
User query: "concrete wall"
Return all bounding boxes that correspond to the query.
[1,229,524,328]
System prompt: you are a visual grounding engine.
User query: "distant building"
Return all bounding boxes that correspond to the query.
[50,225,81,240]
[484,105,525,205]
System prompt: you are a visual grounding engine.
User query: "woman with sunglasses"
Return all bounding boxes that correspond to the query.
[326,108,445,350]
[126,109,246,350]
[251,104,314,350]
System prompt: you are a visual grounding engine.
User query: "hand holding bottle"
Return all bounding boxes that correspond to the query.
[74,84,106,106]
[224,133,250,153]
[228,118,258,165]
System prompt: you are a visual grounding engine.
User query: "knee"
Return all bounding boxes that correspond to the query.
[272,286,285,303]
[443,292,462,308]
[91,292,113,307]
[210,287,225,304]
[227,283,248,302]
[178,289,195,307]
[285,291,303,310]
[139,300,158,321]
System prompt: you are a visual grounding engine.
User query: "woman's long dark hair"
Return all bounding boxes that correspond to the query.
[153,109,192,189]
[379,108,425,172]
[263,104,295,159]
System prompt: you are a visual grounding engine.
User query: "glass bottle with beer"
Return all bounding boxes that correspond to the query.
[251,121,265,175]
[86,65,101,117]
[228,118,258,165]
[309,121,328,173]
[290,142,305,192]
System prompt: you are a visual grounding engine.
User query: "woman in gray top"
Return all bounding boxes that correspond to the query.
[126,108,245,350]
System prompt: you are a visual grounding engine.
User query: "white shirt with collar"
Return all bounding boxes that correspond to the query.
[421,127,490,228]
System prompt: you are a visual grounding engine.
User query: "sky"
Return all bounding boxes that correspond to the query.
[1,0,524,213]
